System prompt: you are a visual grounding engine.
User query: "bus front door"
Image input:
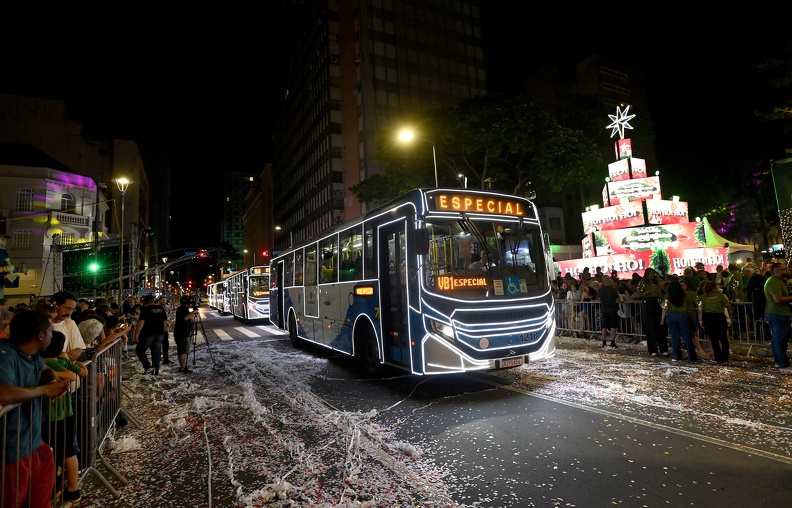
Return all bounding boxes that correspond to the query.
[379,222,410,368]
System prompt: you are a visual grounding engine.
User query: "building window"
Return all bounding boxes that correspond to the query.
[61,193,75,212]
[15,188,33,211]
[61,233,75,245]
[13,229,31,249]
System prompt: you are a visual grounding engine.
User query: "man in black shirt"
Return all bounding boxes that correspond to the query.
[132,294,168,375]
[597,276,620,349]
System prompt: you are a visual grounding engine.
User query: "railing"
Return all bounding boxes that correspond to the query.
[52,212,90,228]
[0,337,140,507]
[554,299,770,353]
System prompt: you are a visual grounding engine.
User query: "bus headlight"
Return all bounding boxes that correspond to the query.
[429,319,456,343]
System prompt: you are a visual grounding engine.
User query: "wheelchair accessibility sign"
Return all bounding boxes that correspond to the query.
[505,276,522,295]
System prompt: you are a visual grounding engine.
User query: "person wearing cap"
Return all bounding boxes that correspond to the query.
[132,294,168,376]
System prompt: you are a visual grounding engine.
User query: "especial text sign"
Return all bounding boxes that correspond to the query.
[431,193,528,217]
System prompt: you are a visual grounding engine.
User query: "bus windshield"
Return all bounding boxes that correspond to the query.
[424,217,546,298]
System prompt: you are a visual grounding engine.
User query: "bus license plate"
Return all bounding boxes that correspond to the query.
[500,357,524,368]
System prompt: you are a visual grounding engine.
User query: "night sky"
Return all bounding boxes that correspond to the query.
[1,11,789,248]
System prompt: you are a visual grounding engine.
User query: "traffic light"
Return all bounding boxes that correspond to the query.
[88,260,99,273]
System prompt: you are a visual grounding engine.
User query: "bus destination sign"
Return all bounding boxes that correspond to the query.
[431,193,526,216]
[436,274,488,291]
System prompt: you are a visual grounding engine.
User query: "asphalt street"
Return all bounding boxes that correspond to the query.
[71,309,792,507]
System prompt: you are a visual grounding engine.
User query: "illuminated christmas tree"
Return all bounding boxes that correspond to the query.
[554,105,748,279]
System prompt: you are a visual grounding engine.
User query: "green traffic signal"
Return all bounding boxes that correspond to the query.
[88,261,99,273]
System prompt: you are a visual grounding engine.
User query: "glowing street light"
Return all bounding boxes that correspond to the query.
[113,177,132,309]
[398,129,438,188]
[245,249,255,266]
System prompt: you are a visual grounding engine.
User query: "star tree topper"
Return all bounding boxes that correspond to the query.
[606,105,636,139]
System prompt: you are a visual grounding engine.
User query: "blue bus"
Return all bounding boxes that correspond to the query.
[269,188,556,375]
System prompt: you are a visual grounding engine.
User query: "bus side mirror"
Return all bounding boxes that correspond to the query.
[414,228,429,256]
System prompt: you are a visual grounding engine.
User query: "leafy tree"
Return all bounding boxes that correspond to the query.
[755,41,792,155]
[350,93,605,204]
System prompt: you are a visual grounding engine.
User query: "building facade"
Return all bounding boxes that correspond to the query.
[0,94,154,301]
[270,0,488,250]
[222,171,259,270]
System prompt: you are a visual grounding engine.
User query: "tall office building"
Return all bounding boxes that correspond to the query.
[222,171,259,267]
[271,0,487,249]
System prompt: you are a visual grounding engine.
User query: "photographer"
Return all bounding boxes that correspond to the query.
[174,295,200,373]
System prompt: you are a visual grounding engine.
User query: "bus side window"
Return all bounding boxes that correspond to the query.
[354,251,363,279]
[321,250,336,283]
[340,258,356,281]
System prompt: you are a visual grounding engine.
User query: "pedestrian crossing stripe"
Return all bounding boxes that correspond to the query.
[256,325,288,336]
[192,325,290,343]
[213,329,233,341]
[236,327,260,338]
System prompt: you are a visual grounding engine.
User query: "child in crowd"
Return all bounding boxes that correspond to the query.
[40,330,88,504]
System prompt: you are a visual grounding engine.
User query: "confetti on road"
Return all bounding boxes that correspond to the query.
[73,334,792,507]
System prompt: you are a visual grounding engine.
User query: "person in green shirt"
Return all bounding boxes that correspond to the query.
[40,330,87,503]
[763,262,792,373]
[660,280,697,362]
[679,279,710,360]
[698,281,732,365]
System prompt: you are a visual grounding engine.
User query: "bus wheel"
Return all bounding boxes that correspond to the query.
[289,313,302,348]
[356,329,381,376]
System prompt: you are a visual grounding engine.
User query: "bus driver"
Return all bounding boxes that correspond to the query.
[468,251,492,272]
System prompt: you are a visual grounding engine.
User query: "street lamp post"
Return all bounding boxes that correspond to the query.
[93,182,106,300]
[113,177,132,309]
[399,129,438,188]
[245,249,255,267]
[161,257,168,289]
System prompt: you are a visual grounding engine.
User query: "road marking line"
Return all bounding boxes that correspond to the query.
[256,325,288,336]
[236,327,260,338]
[213,329,233,341]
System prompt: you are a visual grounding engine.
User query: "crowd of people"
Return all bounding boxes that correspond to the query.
[552,258,792,373]
[0,288,200,507]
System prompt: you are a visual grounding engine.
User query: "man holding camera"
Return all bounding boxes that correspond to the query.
[173,295,200,373]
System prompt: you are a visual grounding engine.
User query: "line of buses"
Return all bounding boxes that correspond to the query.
[207,188,556,376]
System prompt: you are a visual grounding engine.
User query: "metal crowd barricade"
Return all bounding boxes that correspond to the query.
[555,299,645,342]
[0,336,144,507]
[726,301,770,356]
[0,402,44,508]
[74,337,141,500]
[553,298,771,357]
